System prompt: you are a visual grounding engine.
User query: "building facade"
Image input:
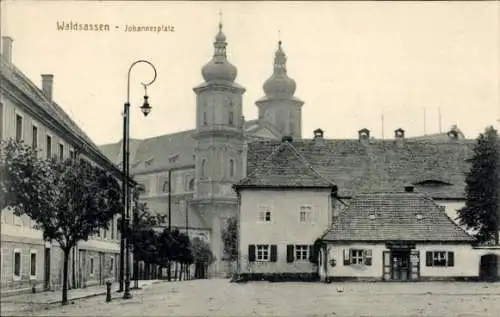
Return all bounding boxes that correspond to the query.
[0,36,122,295]
[99,22,476,278]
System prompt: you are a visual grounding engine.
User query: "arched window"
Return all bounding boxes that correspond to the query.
[162,180,169,193]
[201,159,207,178]
[188,179,195,191]
[203,111,207,125]
[228,111,234,125]
[229,159,234,178]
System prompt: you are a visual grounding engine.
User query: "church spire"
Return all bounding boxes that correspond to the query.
[273,40,287,75]
[201,12,237,83]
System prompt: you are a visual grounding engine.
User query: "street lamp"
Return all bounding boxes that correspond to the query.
[121,60,157,300]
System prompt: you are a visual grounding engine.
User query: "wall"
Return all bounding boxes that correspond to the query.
[322,242,480,280]
[324,243,387,278]
[238,188,332,274]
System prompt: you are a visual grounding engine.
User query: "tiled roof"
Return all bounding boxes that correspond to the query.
[0,57,120,174]
[246,138,474,199]
[237,140,336,188]
[321,191,474,242]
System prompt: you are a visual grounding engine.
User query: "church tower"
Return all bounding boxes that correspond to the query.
[192,21,245,276]
[256,40,304,139]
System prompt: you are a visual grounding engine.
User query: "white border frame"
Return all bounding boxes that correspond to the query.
[30,249,37,280]
[13,248,22,281]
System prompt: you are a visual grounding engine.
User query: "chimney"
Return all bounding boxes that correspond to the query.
[2,36,13,63]
[41,74,54,101]
[394,128,405,147]
[358,128,370,145]
[447,125,458,141]
[313,128,324,140]
[404,185,414,193]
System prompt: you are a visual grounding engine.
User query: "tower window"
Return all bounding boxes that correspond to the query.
[229,159,234,178]
[203,111,207,125]
[201,159,207,178]
[228,111,234,125]
[188,179,195,191]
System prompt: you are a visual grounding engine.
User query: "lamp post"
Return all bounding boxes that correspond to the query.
[121,60,157,300]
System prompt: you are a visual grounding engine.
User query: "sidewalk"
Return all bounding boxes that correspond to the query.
[1,280,160,315]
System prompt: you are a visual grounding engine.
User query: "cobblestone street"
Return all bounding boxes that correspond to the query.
[3,280,499,317]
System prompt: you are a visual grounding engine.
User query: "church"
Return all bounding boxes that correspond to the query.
[99,22,472,277]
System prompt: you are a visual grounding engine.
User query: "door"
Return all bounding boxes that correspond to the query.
[391,251,410,281]
[44,248,51,290]
[382,251,391,281]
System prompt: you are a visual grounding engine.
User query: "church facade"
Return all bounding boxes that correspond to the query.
[99,23,471,277]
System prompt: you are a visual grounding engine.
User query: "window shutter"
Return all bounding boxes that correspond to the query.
[248,245,256,262]
[308,245,315,263]
[447,252,454,267]
[343,249,350,265]
[286,245,294,263]
[270,245,278,262]
[364,249,372,266]
[425,251,433,266]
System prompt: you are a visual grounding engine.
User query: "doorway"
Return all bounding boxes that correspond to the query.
[479,254,499,281]
[383,249,420,281]
[391,250,410,281]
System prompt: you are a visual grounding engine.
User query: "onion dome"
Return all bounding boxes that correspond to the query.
[263,41,297,98]
[201,22,237,83]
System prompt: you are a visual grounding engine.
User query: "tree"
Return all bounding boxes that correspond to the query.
[190,237,214,278]
[457,126,500,245]
[222,216,238,262]
[1,138,122,305]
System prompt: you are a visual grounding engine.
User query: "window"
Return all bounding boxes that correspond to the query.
[46,135,52,159]
[300,205,312,222]
[137,184,146,196]
[103,227,107,239]
[109,258,114,275]
[30,250,37,279]
[69,149,76,160]
[0,102,3,140]
[90,257,94,276]
[294,245,309,261]
[162,180,169,193]
[188,179,195,191]
[343,248,372,266]
[229,159,234,178]
[201,159,207,178]
[228,111,234,125]
[203,111,207,125]
[15,114,23,141]
[426,251,454,267]
[258,205,271,222]
[256,245,270,261]
[13,249,21,280]
[32,125,38,149]
[59,143,64,161]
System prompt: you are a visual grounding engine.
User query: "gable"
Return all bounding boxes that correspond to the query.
[246,126,280,139]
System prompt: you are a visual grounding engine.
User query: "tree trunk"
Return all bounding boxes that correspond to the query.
[174,262,178,281]
[167,260,171,281]
[62,247,71,305]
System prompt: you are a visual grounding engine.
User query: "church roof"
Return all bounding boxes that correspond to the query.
[237,139,336,189]
[320,190,474,242]
[246,138,474,199]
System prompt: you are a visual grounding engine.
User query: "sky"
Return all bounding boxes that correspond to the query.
[1,1,499,145]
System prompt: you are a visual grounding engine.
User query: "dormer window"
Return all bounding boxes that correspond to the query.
[416,214,423,220]
[168,154,179,163]
[414,179,452,187]
[368,214,376,221]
